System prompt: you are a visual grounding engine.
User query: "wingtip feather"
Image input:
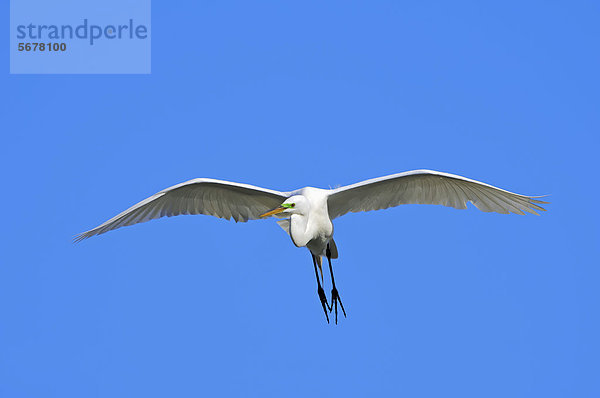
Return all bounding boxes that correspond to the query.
[72,233,86,244]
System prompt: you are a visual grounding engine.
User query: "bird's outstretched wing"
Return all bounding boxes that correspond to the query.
[327,170,547,219]
[75,179,289,242]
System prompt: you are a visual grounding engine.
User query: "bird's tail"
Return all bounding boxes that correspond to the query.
[328,238,339,259]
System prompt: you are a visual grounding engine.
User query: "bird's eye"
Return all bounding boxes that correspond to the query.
[291,203,295,207]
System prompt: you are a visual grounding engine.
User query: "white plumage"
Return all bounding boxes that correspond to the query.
[76,169,547,323]
[76,169,545,242]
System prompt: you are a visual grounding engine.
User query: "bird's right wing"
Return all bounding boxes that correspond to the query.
[75,178,289,242]
[327,169,547,219]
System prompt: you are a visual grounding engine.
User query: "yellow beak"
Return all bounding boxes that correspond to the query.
[259,206,286,218]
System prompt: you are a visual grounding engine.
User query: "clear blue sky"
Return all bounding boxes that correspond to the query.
[2,1,599,397]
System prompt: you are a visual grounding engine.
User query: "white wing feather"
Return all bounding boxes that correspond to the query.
[327,170,547,219]
[75,178,289,242]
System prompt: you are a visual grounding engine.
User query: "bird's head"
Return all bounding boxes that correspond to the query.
[259,195,309,218]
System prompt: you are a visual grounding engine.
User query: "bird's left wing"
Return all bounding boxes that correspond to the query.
[327,169,547,219]
[75,179,289,242]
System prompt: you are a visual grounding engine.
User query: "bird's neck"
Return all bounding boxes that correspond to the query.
[289,214,310,247]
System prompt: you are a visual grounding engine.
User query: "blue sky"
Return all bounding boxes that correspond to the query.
[2,1,599,397]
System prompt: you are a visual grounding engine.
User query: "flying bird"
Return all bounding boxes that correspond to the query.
[75,170,547,323]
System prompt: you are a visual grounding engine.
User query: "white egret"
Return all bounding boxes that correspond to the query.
[75,169,547,323]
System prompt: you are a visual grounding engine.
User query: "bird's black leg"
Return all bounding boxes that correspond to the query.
[326,244,346,324]
[312,254,330,323]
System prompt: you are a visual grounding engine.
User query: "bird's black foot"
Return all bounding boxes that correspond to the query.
[330,286,346,324]
[318,286,330,323]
